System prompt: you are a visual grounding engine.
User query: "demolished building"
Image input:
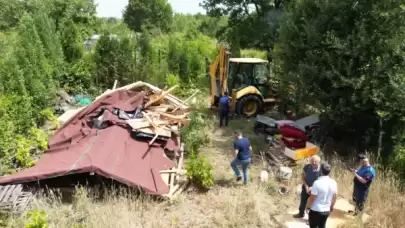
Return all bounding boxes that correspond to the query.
[0,82,191,201]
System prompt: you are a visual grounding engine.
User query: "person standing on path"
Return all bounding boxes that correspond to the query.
[350,154,376,215]
[293,155,321,219]
[306,163,338,228]
[230,131,252,184]
[218,91,231,127]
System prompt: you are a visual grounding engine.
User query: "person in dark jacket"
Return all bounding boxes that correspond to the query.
[218,91,230,127]
[350,154,376,215]
[293,155,321,218]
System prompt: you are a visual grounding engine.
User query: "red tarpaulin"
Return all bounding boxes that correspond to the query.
[0,89,179,195]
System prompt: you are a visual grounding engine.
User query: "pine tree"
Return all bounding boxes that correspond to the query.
[16,13,54,110]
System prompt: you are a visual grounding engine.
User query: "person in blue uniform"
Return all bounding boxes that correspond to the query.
[350,154,376,215]
[230,131,252,184]
[218,92,230,127]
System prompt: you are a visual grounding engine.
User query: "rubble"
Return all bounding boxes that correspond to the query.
[0,81,192,200]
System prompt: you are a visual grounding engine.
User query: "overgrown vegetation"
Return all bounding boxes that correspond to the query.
[24,210,48,228]
[186,150,214,189]
[181,111,214,189]
[0,0,217,173]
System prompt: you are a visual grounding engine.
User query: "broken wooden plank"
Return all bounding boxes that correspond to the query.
[0,185,10,202]
[9,185,22,205]
[141,83,188,108]
[149,133,159,146]
[176,146,185,181]
[142,112,159,129]
[172,181,189,197]
[126,119,170,130]
[112,80,118,90]
[160,172,170,185]
[160,169,186,175]
[168,183,180,196]
[169,172,175,196]
[172,90,199,112]
[1,185,15,203]
[156,112,190,125]
[147,105,170,112]
[144,85,178,108]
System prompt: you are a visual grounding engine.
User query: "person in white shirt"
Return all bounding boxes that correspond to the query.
[306,163,337,228]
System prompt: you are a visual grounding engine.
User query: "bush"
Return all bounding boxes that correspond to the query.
[38,108,59,129]
[25,210,48,228]
[180,112,210,152]
[15,128,48,169]
[241,49,267,59]
[186,150,214,189]
[166,73,180,88]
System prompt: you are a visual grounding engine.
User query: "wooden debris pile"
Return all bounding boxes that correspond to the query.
[265,140,297,167]
[118,82,197,199]
[159,143,190,199]
[56,81,199,199]
[120,82,198,149]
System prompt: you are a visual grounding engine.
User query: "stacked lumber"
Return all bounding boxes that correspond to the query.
[122,83,198,147]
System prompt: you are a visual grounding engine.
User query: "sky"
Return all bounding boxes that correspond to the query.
[95,0,205,19]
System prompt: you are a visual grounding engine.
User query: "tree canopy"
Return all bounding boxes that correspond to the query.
[276,0,405,157]
[123,0,173,33]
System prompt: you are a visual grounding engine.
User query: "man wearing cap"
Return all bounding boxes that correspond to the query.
[350,154,376,214]
[306,163,338,228]
[293,155,321,219]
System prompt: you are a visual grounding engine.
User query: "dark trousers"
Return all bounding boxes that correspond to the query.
[219,109,229,127]
[308,210,330,228]
[353,187,369,213]
[298,184,310,217]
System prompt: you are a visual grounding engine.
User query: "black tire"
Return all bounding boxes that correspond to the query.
[236,95,263,118]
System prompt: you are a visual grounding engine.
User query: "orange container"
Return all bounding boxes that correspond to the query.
[284,142,319,161]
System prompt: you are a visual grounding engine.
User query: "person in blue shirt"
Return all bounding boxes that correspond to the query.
[230,131,252,184]
[350,154,376,215]
[218,92,230,127]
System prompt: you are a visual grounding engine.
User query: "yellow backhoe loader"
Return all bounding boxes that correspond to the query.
[207,46,279,117]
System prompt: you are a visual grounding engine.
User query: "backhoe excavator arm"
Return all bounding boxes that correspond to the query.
[208,46,230,106]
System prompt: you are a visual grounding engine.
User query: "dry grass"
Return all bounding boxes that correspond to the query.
[6,113,405,228]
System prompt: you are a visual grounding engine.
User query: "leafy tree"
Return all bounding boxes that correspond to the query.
[0,0,25,30]
[276,0,405,157]
[93,33,136,90]
[123,0,173,33]
[201,0,284,57]
[15,13,55,110]
[60,20,83,63]
[33,8,65,80]
[42,0,97,35]
[95,17,133,36]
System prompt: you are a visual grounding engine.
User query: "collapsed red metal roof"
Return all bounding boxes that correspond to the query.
[0,88,180,195]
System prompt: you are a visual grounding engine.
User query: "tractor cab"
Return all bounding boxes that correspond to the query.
[207,47,279,117]
[227,58,272,97]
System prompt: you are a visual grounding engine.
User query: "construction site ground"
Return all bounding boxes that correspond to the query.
[13,109,365,228]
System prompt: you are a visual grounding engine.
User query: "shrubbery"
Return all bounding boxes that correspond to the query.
[186,150,214,189]
[24,210,48,228]
[181,111,214,190]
